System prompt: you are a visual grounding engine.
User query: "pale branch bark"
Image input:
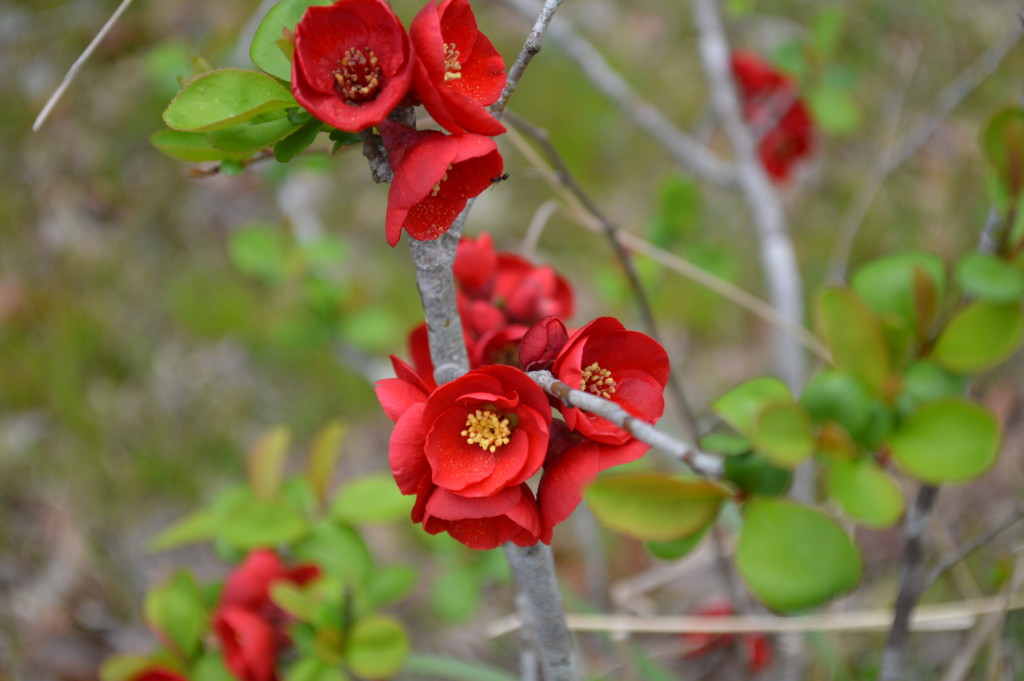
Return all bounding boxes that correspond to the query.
[494,0,736,186]
[409,232,469,387]
[505,111,701,438]
[491,0,566,119]
[528,370,724,478]
[691,0,806,395]
[878,484,940,681]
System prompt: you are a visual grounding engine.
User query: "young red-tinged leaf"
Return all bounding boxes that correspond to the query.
[815,421,859,461]
[250,0,335,81]
[249,426,290,501]
[983,107,1024,203]
[307,421,345,507]
[712,377,792,438]
[163,69,296,133]
[817,287,892,397]
[206,114,300,153]
[347,616,410,679]
[852,253,945,337]
[330,474,412,525]
[150,129,248,163]
[144,571,208,661]
[888,399,1000,484]
[736,499,862,611]
[930,301,1024,374]
[586,473,728,542]
[752,402,816,467]
[826,458,904,529]
[912,264,941,343]
[957,252,1024,303]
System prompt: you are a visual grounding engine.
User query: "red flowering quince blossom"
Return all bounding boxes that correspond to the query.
[219,549,320,618]
[128,668,188,681]
[375,358,550,549]
[730,50,815,182]
[215,607,279,681]
[379,119,503,247]
[291,0,415,132]
[410,0,507,136]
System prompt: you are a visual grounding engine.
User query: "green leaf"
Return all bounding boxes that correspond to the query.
[700,432,751,456]
[144,571,207,661]
[163,69,296,133]
[800,369,891,447]
[808,86,860,135]
[251,0,334,80]
[193,653,236,681]
[403,654,518,681]
[901,360,969,406]
[586,473,727,542]
[148,505,219,552]
[330,474,412,524]
[852,252,945,339]
[736,499,862,611]
[930,301,1024,374]
[274,118,324,162]
[285,658,349,681]
[207,114,300,153]
[346,616,410,679]
[888,399,1001,484]
[723,452,792,497]
[645,523,711,561]
[712,377,792,437]
[817,287,892,396]
[100,655,180,681]
[983,107,1024,201]
[366,566,418,609]
[150,129,246,163]
[957,252,1024,303]
[219,496,309,549]
[431,564,482,622]
[307,421,346,507]
[826,458,904,529]
[271,581,317,620]
[753,402,816,467]
[248,426,291,501]
[292,522,373,582]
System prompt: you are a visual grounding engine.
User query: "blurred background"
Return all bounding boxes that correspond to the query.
[3,0,1024,679]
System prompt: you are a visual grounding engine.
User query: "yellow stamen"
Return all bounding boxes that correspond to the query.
[460,409,512,453]
[581,362,616,399]
[443,42,463,82]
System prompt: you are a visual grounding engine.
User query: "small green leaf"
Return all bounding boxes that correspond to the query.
[291,523,373,582]
[983,107,1024,201]
[826,458,904,529]
[346,616,410,679]
[930,301,1024,374]
[888,399,1000,484]
[163,69,296,133]
[645,524,711,561]
[800,369,890,447]
[723,452,792,497]
[274,118,324,162]
[193,653,236,681]
[700,432,751,456]
[808,86,860,135]
[957,252,1024,303]
[251,0,334,80]
[249,426,291,501]
[852,252,945,339]
[144,571,207,660]
[366,566,418,609]
[817,287,892,396]
[307,421,346,507]
[586,474,727,542]
[285,658,349,681]
[219,496,309,549]
[753,403,816,467]
[901,360,969,406]
[330,474,412,524]
[150,129,246,163]
[271,581,317,620]
[736,499,862,611]
[148,505,218,552]
[207,114,300,153]
[712,377,792,437]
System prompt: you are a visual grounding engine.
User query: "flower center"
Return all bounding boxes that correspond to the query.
[430,164,454,196]
[334,47,381,103]
[461,409,511,453]
[581,362,616,399]
[443,42,462,82]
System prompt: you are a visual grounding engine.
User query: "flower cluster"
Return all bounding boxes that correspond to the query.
[730,50,815,182]
[682,602,773,674]
[213,550,320,681]
[377,236,670,549]
[291,0,507,246]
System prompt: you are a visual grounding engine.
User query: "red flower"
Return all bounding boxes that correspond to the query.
[291,0,415,132]
[494,253,574,324]
[410,0,507,136]
[380,119,503,246]
[214,608,279,681]
[129,668,188,681]
[518,316,569,372]
[453,232,499,299]
[682,603,773,674]
[730,50,814,181]
[375,359,550,549]
[220,550,320,619]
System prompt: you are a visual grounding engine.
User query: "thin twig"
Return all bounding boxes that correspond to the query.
[506,111,701,438]
[33,0,138,132]
[528,370,724,478]
[491,0,566,119]
[494,0,735,186]
[925,502,1024,590]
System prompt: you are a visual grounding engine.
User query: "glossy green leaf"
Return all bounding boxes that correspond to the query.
[736,499,862,611]
[901,360,969,406]
[307,421,346,507]
[586,474,727,542]
[753,402,816,467]
[163,69,296,133]
[852,252,945,338]
[817,287,891,396]
[207,114,300,153]
[800,369,891,447]
[251,0,334,80]
[330,474,412,525]
[219,496,309,549]
[931,301,1024,374]
[646,523,711,561]
[889,399,1000,484]
[347,616,409,679]
[983,107,1024,201]
[274,118,324,162]
[285,658,349,681]
[712,377,792,437]
[150,129,245,163]
[249,426,290,501]
[291,522,373,582]
[957,252,1024,303]
[144,571,207,660]
[723,451,792,497]
[826,458,904,529]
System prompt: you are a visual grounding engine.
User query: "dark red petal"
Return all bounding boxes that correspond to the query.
[389,403,431,494]
[537,438,601,541]
[215,607,279,681]
[519,316,569,371]
[219,550,286,611]
[424,485,521,520]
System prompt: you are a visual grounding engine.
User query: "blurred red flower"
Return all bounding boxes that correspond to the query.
[379,120,503,246]
[214,607,279,681]
[219,549,320,619]
[730,50,815,181]
[682,602,774,674]
[292,0,415,132]
[410,0,507,136]
[129,668,189,681]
